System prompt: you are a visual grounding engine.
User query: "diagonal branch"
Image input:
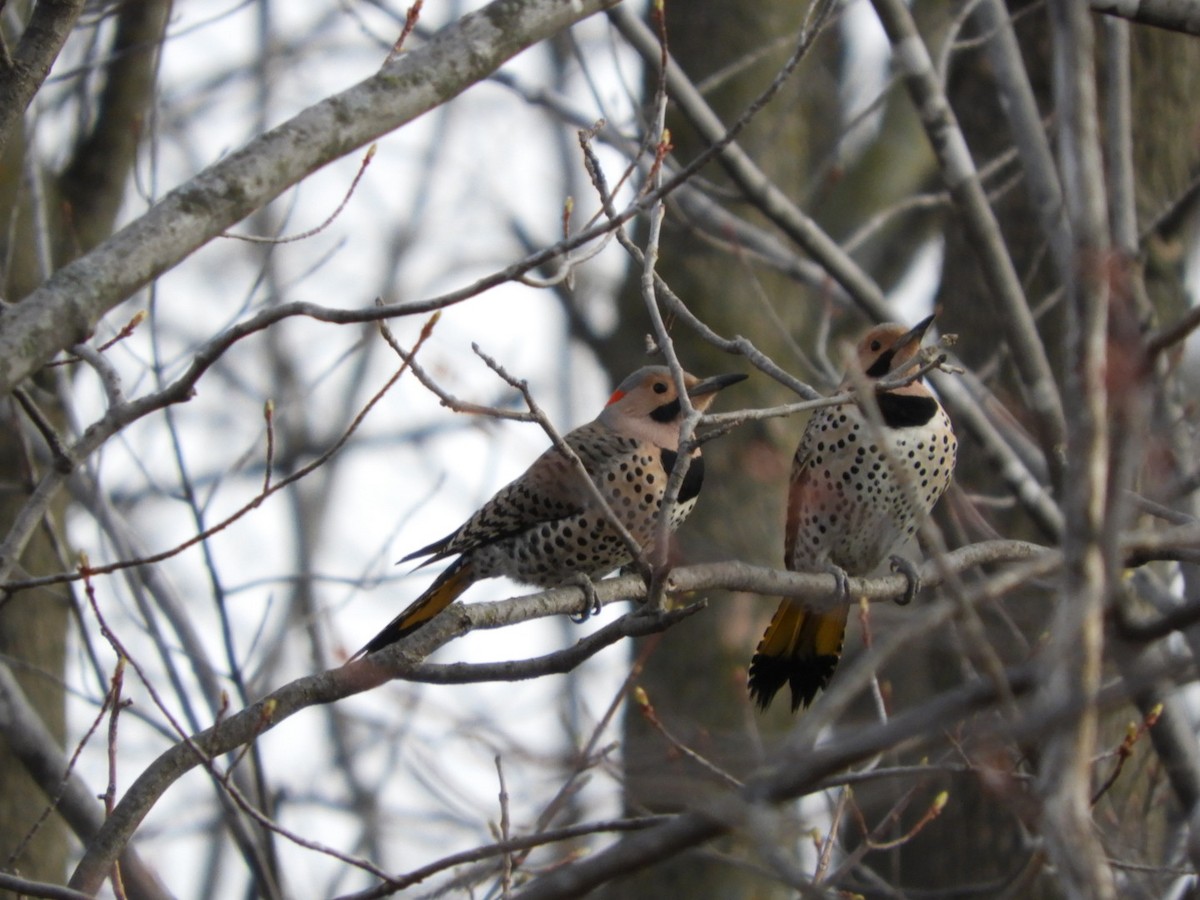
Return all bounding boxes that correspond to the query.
[0,1,87,159]
[66,599,693,894]
[1089,0,1200,34]
[870,0,1067,481]
[58,0,173,253]
[1035,2,1116,896]
[65,536,1060,895]
[512,663,1044,900]
[0,664,170,900]
[0,0,622,398]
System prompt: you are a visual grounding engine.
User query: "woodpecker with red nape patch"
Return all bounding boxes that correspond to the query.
[356,366,746,657]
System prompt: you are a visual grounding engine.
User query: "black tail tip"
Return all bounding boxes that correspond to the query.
[748,653,840,713]
[353,617,421,660]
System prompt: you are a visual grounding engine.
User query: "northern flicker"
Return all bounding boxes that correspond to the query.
[748,315,956,711]
[356,366,746,656]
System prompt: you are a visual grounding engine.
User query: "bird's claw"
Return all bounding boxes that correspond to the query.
[567,574,602,623]
[825,562,851,603]
[889,555,921,606]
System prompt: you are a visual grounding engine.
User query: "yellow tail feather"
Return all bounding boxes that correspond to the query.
[748,600,849,711]
[355,558,476,657]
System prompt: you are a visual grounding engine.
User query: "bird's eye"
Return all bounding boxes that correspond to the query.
[653,382,669,394]
[870,340,882,352]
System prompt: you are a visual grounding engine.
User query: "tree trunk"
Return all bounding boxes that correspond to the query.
[0,3,170,890]
[598,3,844,896]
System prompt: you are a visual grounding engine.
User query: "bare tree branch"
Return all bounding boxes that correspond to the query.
[975,0,1072,284]
[0,1,87,159]
[0,0,622,398]
[0,870,95,900]
[607,3,887,322]
[1090,0,1200,35]
[513,663,1044,900]
[1036,2,1117,896]
[64,536,1062,894]
[870,0,1066,478]
[0,664,171,900]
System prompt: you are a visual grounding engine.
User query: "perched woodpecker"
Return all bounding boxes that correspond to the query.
[356,366,746,656]
[749,316,956,711]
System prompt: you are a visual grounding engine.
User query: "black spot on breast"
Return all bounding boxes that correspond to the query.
[661,449,705,503]
[877,393,940,428]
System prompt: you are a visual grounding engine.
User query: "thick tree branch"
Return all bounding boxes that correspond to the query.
[0,1,87,159]
[666,540,1051,609]
[0,0,621,398]
[59,0,172,253]
[1037,2,1116,897]
[975,0,1072,285]
[1090,0,1200,35]
[514,664,1044,900]
[0,871,94,900]
[66,539,1057,894]
[870,0,1067,479]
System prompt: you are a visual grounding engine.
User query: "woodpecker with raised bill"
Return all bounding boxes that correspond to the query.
[749,316,956,711]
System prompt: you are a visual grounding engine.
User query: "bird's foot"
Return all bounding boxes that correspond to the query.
[566,573,603,623]
[824,562,851,604]
[889,555,922,606]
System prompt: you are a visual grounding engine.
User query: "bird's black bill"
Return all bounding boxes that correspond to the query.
[897,313,936,350]
[687,371,747,397]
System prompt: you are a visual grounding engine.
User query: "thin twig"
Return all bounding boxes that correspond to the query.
[3,315,439,594]
[471,344,649,573]
[495,756,512,899]
[383,0,424,66]
[223,145,377,243]
[870,0,1066,478]
[103,655,129,900]
[1090,704,1161,805]
[634,686,743,790]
